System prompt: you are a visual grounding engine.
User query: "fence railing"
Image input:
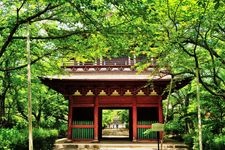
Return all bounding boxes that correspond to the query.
[63,57,157,71]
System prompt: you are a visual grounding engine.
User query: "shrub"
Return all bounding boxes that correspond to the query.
[0,128,27,150]
[183,131,195,149]
[33,128,58,150]
[164,119,185,141]
[211,134,225,150]
[183,128,225,150]
[165,119,185,135]
[0,128,58,150]
[58,124,68,138]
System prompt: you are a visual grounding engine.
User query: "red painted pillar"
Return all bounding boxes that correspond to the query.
[158,96,163,123]
[68,96,73,139]
[158,96,163,139]
[132,96,137,142]
[93,96,99,142]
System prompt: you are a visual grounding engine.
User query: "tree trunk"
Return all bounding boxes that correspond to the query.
[196,68,203,150]
[0,95,5,122]
[0,70,10,125]
[27,21,33,150]
[184,94,190,133]
[164,76,173,123]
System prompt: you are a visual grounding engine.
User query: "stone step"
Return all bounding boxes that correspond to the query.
[54,143,188,150]
[54,138,188,150]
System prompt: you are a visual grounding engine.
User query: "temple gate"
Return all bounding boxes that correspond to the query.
[41,57,190,142]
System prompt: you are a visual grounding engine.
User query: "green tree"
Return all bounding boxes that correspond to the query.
[0,0,225,149]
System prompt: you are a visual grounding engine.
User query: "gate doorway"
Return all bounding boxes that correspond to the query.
[99,108,132,141]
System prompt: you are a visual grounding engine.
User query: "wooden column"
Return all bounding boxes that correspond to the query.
[68,96,73,139]
[158,96,163,139]
[93,96,99,142]
[132,96,137,142]
[158,96,163,123]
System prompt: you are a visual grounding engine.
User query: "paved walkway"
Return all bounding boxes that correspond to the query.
[102,128,129,137]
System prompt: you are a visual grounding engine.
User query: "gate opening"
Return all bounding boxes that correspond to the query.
[100,108,131,140]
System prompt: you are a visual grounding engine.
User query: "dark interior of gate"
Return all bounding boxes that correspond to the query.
[137,107,158,140]
[72,107,94,140]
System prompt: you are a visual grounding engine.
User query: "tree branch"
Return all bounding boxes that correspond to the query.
[217,24,225,33]
[199,76,225,98]
[0,51,52,72]
[178,42,195,57]
[12,30,90,40]
[0,3,61,58]
[183,38,225,64]
[17,0,27,23]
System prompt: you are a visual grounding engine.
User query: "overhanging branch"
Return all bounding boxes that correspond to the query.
[0,51,52,72]
[0,3,62,58]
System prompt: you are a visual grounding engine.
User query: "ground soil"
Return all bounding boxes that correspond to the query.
[102,128,129,136]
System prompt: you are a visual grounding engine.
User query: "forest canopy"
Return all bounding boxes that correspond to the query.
[0,0,225,149]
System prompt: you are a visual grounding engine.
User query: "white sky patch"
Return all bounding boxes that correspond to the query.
[44,42,56,50]
[58,22,85,31]
[38,28,48,36]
